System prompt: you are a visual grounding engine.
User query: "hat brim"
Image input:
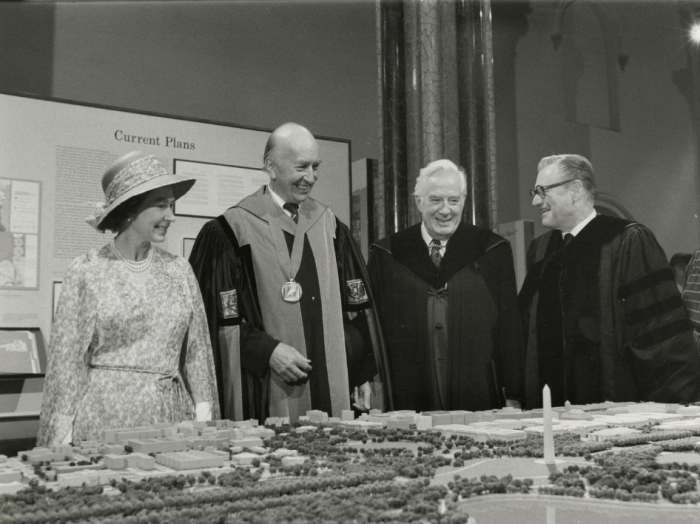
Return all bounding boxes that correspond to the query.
[95,174,195,230]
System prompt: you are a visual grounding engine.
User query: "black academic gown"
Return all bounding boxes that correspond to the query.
[519,215,700,408]
[189,193,391,422]
[368,222,524,412]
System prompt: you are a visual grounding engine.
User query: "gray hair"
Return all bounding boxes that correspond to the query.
[413,159,467,198]
[538,154,597,197]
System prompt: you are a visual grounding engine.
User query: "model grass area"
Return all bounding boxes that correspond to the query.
[2,424,700,523]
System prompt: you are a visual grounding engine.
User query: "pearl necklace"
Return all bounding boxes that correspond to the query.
[110,240,154,272]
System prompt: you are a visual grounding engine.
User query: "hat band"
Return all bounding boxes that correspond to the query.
[105,155,169,204]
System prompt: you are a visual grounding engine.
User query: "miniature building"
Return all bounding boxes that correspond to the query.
[415,416,432,430]
[367,413,391,425]
[427,413,452,427]
[52,445,73,456]
[0,482,24,495]
[230,436,264,448]
[637,413,683,423]
[270,448,297,459]
[338,420,384,431]
[103,454,127,470]
[230,452,259,466]
[587,427,641,442]
[306,410,328,423]
[101,444,124,455]
[281,455,307,466]
[559,409,593,421]
[125,453,155,470]
[386,418,411,431]
[157,450,226,470]
[264,417,290,427]
[20,449,65,464]
[656,418,700,431]
[494,408,526,420]
[127,438,188,454]
[484,428,527,442]
[433,424,488,440]
[677,406,700,417]
[448,411,471,425]
[489,419,528,430]
[626,402,670,414]
[53,462,102,474]
[0,470,21,483]
[524,425,568,436]
[594,415,650,428]
[57,469,120,488]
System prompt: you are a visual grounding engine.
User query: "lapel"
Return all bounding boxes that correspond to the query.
[390,222,495,288]
[236,185,327,236]
[563,215,633,264]
[540,214,634,270]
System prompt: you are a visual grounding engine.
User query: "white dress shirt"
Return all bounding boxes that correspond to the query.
[563,210,597,240]
[268,184,295,219]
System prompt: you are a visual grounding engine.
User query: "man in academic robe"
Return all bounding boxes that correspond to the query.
[368,160,524,412]
[519,154,700,408]
[189,123,391,422]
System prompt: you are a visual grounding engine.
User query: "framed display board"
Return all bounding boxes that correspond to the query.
[0,92,352,344]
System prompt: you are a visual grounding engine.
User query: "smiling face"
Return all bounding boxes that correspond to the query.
[532,162,578,231]
[266,128,321,205]
[416,170,465,241]
[129,186,176,243]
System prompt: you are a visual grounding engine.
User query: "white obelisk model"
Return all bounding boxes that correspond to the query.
[543,384,555,464]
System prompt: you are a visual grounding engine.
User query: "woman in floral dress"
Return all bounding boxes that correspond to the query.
[38,151,220,446]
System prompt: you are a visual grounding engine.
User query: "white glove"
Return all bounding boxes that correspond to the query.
[195,402,212,422]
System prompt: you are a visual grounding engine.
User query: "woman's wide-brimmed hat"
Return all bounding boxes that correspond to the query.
[86,151,195,232]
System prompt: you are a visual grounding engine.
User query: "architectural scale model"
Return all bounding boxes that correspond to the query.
[3,392,700,523]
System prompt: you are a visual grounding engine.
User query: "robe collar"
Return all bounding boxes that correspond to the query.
[389,222,502,288]
[235,185,327,235]
[546,214,635,265]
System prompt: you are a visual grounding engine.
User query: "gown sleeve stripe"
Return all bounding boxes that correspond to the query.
[625,295,685,324]
[618,268,675,300]
[634,318,693,349]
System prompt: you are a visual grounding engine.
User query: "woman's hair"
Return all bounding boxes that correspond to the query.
[99,192,149,233]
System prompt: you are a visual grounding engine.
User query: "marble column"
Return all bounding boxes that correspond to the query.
[377,0,499,235]
[377,0,408,241]
[676,3,700,240]
[687,8,700,242]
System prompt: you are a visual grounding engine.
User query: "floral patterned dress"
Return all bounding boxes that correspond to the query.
[38,244,220,446]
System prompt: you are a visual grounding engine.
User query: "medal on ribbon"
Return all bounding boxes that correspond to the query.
[281,278,302,302]
[265,190,307,305]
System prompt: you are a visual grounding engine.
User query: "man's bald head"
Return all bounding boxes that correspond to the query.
[263,123,321,205]
[263,123,315,166]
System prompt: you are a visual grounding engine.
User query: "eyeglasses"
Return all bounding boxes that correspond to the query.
[529,179,576,198]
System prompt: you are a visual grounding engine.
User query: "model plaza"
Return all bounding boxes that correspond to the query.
[3,396,700,494]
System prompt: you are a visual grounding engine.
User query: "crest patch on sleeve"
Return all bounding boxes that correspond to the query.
[220,289,239,319]
[346,278,369,305]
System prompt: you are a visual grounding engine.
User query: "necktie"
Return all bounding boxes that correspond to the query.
[430,239,443,268]
[564,233,574,246]
[283,203,299,223]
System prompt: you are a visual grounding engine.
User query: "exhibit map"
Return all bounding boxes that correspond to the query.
[3,402,700,523]
[0,179,40,290]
